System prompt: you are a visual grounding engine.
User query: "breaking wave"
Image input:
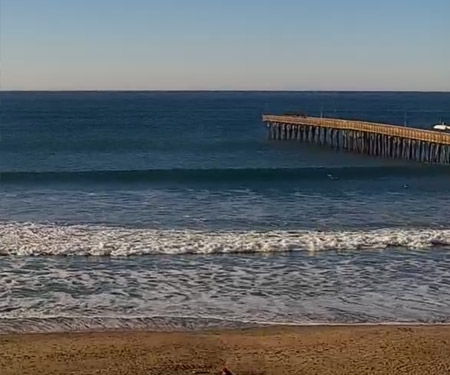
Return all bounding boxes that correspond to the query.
[1,222,450,256]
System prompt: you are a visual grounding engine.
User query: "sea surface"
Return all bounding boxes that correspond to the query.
[1,91,450,333]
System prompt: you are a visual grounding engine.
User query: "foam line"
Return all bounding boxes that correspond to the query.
[1,222,450,256]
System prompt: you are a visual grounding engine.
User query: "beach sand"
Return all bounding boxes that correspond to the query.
[1,326,450,375]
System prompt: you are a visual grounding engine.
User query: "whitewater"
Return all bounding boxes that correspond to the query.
[2,222,450,256]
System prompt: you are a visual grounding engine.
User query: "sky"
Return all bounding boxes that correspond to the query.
[1,0,449,91]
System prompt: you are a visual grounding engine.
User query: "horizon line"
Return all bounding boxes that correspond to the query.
[1,89,450,93]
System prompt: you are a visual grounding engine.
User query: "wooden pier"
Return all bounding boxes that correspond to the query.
[263,115,450,164]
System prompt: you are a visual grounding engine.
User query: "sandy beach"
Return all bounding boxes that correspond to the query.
[1,325,450,375]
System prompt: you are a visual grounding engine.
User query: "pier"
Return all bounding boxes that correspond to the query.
[263,115,450,164]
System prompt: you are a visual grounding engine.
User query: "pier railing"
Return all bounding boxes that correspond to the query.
[263,115,450,164]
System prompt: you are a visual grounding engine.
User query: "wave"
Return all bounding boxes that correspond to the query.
[1,222,450,256]
[2,165,450,184]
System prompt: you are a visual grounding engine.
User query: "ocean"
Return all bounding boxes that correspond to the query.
[1,91,450,333]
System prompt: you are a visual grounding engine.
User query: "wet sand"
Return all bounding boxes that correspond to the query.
[1,325,450,375]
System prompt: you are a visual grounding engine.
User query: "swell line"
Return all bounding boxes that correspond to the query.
[1,166,449,184]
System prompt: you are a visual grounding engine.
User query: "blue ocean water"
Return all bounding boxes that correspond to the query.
[1,91,450,332]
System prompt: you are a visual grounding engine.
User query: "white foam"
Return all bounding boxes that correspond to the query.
[2,244,450,332]
[1,222,450,256]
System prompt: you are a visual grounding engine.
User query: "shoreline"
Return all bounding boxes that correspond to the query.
[2,325,450,374]
[3,316,450,335]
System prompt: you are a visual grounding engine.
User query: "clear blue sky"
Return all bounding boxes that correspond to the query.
[2,0,449,90]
